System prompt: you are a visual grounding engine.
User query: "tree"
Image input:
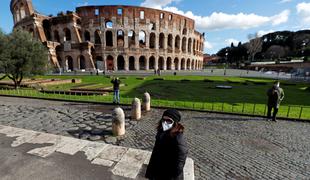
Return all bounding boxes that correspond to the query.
[0,29,10,80]
[246,33,263,62]
[0,29,48,89]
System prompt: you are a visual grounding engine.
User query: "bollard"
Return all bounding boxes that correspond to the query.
[131,98,141,120]
[142,92,151,111]
[112,107,125,136]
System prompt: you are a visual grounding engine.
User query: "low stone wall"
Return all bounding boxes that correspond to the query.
[0,79,82,87]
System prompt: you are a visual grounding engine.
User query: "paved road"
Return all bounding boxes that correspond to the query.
[1,96,310,179]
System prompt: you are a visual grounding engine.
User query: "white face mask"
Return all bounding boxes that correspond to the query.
[162,121,174,131]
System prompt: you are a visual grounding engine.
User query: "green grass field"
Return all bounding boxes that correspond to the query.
[0,75,309,119]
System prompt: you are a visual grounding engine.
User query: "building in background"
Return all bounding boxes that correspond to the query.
[10,0,205,73]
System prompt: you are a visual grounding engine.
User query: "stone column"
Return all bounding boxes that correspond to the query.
[131,98,141,120]
[184,59,188,70]
[124,30,129,48]
[124,55,129,71]
[113,30,117,48]
[135,30,139,49]
[163,34,167,50]
[113,56,118,71]
[163,58,167,70]
[172,35,175,53]
[155,33,159,50]
[135,56,139,70]
[142,92,151,111]
[112,107,125,136]
[102,30,106,48]
[145,57,149,70]
[145,33,150,49]
[155,57,159,70]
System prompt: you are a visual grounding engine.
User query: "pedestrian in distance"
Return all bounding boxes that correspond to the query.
[157,69,161,76]
[145,109,188,180]
[266,81,284,121]
[111,77,121,104]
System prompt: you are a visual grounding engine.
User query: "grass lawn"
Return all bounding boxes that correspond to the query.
[0,75,309,119]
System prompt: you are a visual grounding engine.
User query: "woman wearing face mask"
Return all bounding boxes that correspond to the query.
[145,109,188,180]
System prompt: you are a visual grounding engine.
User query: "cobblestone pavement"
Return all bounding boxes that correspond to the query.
[1,97,310,180]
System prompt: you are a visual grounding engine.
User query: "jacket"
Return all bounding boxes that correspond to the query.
[267,87,284,108]
[145,129,188,180]
[111,79,121,91]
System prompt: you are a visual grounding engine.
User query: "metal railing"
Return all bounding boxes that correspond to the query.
[0,88,309,120]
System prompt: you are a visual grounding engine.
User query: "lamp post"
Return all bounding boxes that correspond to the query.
[301,40,307,60]
[224,49,228,76]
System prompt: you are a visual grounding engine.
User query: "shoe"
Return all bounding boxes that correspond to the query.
[272,119,277,122]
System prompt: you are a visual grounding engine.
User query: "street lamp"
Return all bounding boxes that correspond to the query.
[224,49,228,75]
[301,39,309,60]
[301,41,306,59]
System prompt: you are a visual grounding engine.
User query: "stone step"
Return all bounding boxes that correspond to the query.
[0,124,195,179]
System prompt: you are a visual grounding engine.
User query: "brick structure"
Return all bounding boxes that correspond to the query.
[10,0,205,72]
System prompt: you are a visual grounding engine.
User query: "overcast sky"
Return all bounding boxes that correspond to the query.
[1,0,310,54]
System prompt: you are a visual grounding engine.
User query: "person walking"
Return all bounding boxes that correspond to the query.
[267,81,284,121]
[145,109,188,180]
[111,77,121,104]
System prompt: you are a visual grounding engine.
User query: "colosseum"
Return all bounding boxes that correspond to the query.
[10,0,205,72]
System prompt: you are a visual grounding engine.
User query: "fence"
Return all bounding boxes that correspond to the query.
[0,88,309,120]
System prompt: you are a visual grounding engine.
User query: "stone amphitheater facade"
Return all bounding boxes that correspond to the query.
[10,0,205,72]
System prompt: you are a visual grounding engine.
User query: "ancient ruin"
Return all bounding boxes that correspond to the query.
[10,0,205,72]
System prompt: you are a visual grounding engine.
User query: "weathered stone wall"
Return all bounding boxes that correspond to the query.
[11,1,205,72]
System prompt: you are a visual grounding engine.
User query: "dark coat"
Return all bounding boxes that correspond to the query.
[267,87,284,108]
[111,79,121,91]
[145,129,188,180]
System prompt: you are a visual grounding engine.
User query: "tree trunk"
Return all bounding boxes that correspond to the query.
[251,54,255,62]
[14,79,18,89]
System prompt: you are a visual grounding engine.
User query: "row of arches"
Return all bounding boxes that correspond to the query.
[57,55,86,71]
[58,55,202,72]
[50,28,204,52]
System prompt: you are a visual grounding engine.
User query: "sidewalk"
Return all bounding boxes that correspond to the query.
[0,125,195,180]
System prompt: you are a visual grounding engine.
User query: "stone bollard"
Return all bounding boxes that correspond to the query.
[112,107,125,136]
[131,98,141,120]
[142,92,151,111]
